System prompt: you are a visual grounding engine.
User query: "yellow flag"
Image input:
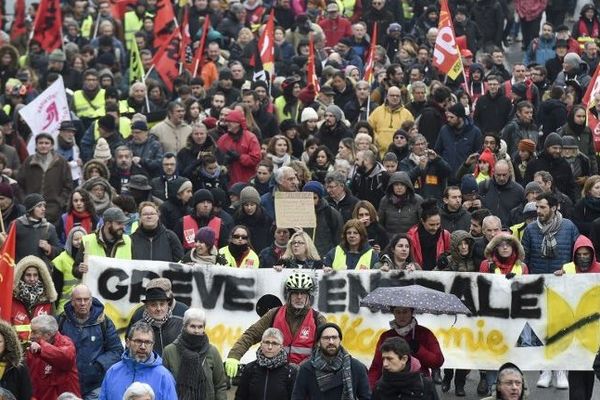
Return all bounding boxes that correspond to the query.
[129,38,144,84]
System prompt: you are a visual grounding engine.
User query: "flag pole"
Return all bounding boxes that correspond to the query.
[92,9,102,39]
[0,207,5,234]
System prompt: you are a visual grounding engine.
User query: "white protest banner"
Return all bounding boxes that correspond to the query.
[19,76,70,154]
[85,256,600,370]
[274,192,316,228]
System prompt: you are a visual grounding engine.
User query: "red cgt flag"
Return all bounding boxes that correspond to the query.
[154,0,177,49]
[10,0,26,41]
[152,30,181,92]
[257,10,275,77]
[307,33,320,92]
[111,0,137,20]
[582,63,600,152]
[363,22,378,83]
[32,0,63,52]
[432,0,463,80]
[191,15,211,78]
[0,223,16,322]
[180,6,193,73]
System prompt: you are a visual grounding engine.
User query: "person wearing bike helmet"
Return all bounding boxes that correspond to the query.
[224,271,326,378]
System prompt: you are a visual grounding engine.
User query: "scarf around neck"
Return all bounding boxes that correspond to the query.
[256,347,287,369]
[537,211,563,258]
[16,280,45,310]
[390,317,417,338]
[142,307,173,327]
[65,210,92,235]
[310,346,354,400]
[175,331,210,400]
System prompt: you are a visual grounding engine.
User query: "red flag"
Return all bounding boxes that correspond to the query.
[257,10,275,77]
[432,0,463,80]
[363,23,378,83]
[154,0,177,49]
[307,33,320,92]
[10,0,27,41]
[583,64,600,152]
[32,0,63,52]
[180,6,193,73]
[110,0,137,20]
[152,30,181,92]
[191,15,211,78]
[0,223,16,322]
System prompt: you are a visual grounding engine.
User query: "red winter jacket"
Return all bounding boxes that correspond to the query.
[26,332,81,400]
[11,299,53,342]
[318,16,353,47]
[406,225,450,269]
[367,325,444,389]
[217,130,261,187]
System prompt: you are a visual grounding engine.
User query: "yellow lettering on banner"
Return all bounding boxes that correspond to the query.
[327,314,386,356]
[206,325,245,350]
[435,320,508,356]
[545,286,600,359]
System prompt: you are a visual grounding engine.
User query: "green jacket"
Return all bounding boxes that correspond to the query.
[162,338,227,400]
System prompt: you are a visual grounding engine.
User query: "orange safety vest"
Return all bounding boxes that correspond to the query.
[272,305,317,364]
[182,215,222,249]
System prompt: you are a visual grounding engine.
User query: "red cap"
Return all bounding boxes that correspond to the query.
[460,49,473,58]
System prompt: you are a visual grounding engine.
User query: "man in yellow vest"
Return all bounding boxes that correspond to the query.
[73,69,106,130]
[72,207,132,279]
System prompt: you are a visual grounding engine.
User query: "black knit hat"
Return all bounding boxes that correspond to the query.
[545,132,563,149]
[317,322,343,341]
[192,189,214,207]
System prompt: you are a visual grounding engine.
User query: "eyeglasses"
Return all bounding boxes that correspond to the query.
[291,241,306,246]
[131,339,154,347]
[232,234,248,240]
[321,335,340,342]
[262,340,282,347]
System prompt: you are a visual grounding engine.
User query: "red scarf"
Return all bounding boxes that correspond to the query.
[65,210,93,235]
[491,252,518,275]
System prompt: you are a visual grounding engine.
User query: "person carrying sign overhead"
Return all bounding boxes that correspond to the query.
[224,272,326,378]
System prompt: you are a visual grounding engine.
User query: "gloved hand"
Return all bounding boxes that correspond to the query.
[225,358,240,378]
[227,150,240,161]
[505,272,516,280]
[408,339,420,354]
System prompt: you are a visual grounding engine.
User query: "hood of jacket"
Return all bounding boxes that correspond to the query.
[469,63,484,77]
[580,3,598,19]
[82,176,114,199]
[386,171,415,196]
[122,349,164,368]
[13,255,58,302]
[65,225,88,257]
[571,234,599,265]
[83,159,111,181]
[484,233,525,260]
[450,230,474,261]
[0,319,22,367]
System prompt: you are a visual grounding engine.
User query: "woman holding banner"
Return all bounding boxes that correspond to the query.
[274,230,322,270]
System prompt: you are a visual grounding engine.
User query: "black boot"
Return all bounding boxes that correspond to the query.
[432,368,442,384]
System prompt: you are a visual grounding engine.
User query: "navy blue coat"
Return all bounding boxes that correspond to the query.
[58,298,124,395]
[434,118,483,175]
[522,218,579,274]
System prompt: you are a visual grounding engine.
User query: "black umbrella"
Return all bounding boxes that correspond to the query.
[360,285,472,315]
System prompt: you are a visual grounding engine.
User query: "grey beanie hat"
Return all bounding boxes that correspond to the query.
[239,186,261,205]
[544,132,563,149]
[325,105,344,121]
[564,52,581,69]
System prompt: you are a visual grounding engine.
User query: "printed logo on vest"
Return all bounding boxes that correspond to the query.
[184,229,195,244]
[300,327,310,339]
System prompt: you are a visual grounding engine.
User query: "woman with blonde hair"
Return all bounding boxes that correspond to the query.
[323,219,377,270]
[274,231,322,270]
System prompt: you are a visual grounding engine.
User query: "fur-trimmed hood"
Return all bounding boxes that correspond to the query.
[82,159,111,181]
[0,319,22,367]
[484,233,525,260]
[13,255,58,302]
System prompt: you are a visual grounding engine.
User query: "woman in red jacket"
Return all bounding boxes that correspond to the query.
[11,255,57,343]
[367,306,444,389]
[406,199,451,270]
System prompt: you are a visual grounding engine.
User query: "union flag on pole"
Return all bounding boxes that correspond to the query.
[258,10,275,77]
[307,33,320,92]
[432,0,463,81]
[180,6,193,73]
[191,15,211,78]
[363,22,378,83]
[153,0,177,49]
[10,0,26,41]
[152,30,182,92]
[32,0,63,52]
[582,63,600,152]
[0,223,16,321]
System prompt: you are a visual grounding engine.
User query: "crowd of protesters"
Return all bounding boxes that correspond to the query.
[2,0,600,399]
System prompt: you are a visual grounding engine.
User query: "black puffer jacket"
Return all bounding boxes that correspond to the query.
[130,223,184,262]
[235,359,297,400]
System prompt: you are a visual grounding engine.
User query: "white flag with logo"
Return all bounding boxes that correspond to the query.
[19,76,71,154]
